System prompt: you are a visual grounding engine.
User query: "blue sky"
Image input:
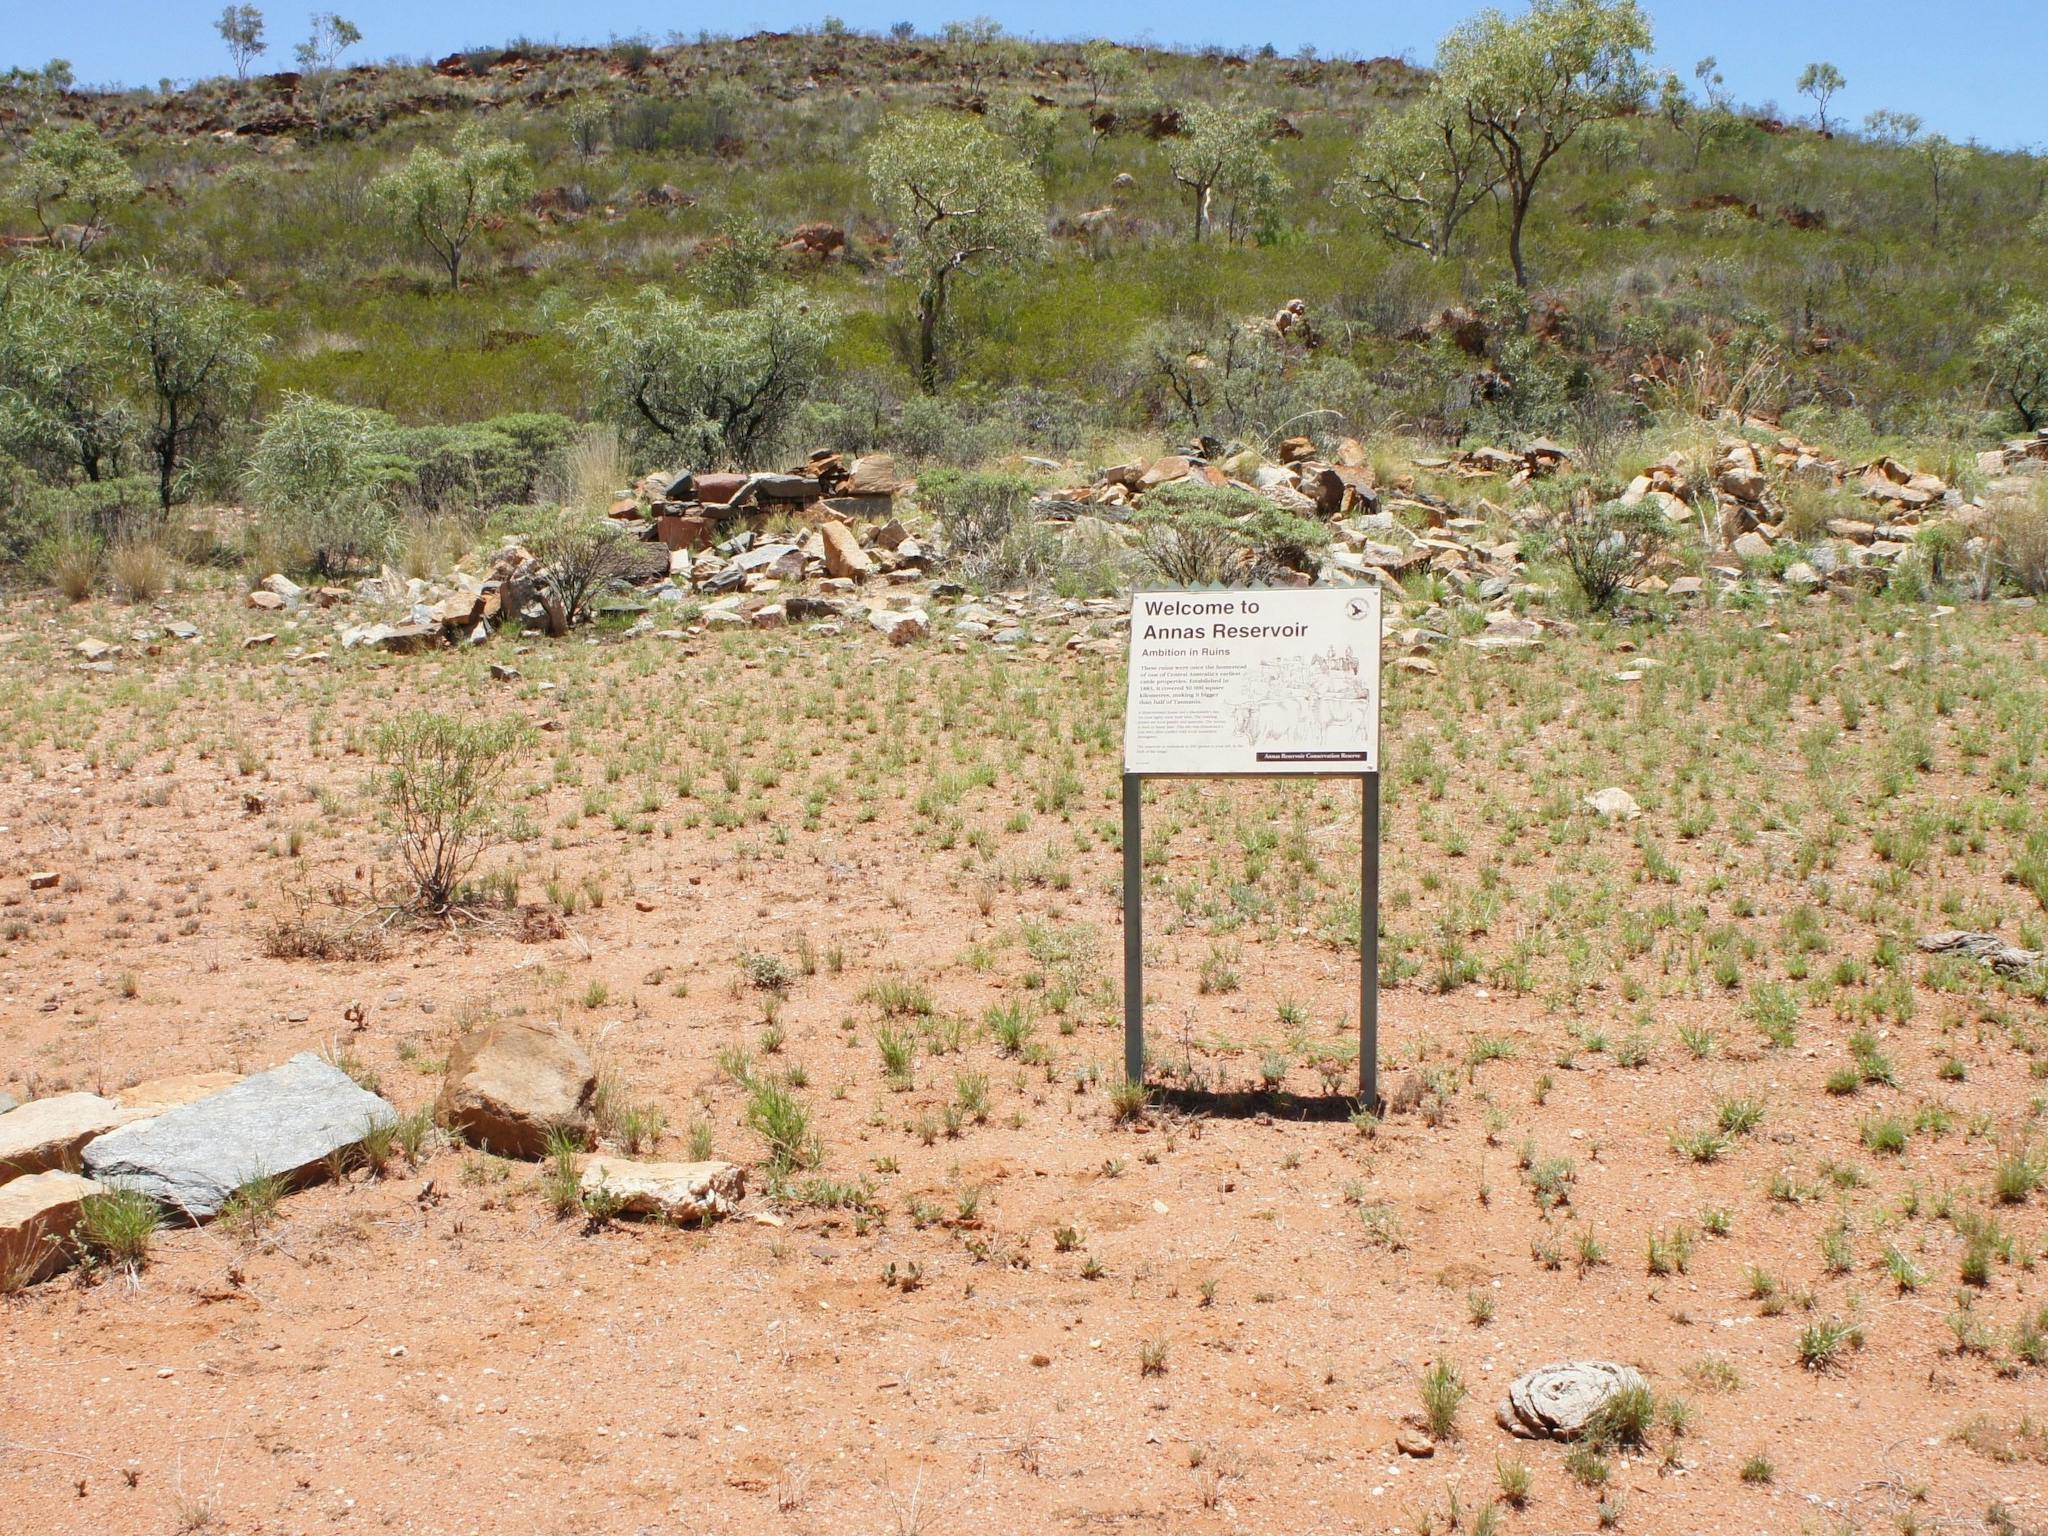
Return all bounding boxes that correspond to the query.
[10,1,2046,150]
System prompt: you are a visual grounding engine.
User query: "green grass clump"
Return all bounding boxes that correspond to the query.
[76,1188,161,1274]
[746,1077,820,1172]
[1420,1358,1466,1438]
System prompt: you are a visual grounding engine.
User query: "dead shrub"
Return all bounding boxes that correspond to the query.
[261,911,392,962]
[1991,488,2048,595]
[36,531,103,601]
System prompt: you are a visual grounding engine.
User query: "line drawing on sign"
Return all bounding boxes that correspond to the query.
[1226,645,1375,751]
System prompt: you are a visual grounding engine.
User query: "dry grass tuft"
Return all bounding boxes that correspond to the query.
[109,538,175,602]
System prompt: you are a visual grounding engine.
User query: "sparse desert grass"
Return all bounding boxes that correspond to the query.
[109,539,175,602]
[5,537,2048,1527]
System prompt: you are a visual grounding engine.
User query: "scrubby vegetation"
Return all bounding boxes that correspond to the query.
[3,8,2047,595]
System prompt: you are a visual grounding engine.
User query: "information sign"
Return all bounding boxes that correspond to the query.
[1123,589,1381,775]
[1119,587,1385,1106]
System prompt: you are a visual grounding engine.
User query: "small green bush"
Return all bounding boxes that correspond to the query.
[386,412,577,510]
[1135,478,1330,583]
[1557,498,1665,611]
[745,1076,820,1172]
[919,468,1032,554]
[246,394,400,576]
[22,475,159,549]
[76,1187,161,1274]
[376,711,534,912]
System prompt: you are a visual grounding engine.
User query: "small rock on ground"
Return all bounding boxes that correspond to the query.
[1917,930,2043,979]
[1496,1360,1648,1440]
[579,1157,745,1223]
[436,1020,595,1159]
[1394,1426,1435,1457]
[1582,787,1641,820]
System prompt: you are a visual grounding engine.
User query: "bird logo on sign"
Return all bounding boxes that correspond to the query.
[1346,598,1372,621]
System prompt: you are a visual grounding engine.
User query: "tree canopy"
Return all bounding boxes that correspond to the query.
[866,111,1044,392]
[371,121,533,290]
[1436,0,1653,287]
[1164,101,1288,245]
[216,6,267,79]
[1338,98,1493,262]
[1797,61,1846,134]
[569,285,836,467]
[11,124,137,251]
[0,258,135,483]
[1979,301,2048,432]
[115,269,262,512]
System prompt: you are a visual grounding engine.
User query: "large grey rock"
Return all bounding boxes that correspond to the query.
[82,1054,396,1220]
[1496,1361,1648,1440]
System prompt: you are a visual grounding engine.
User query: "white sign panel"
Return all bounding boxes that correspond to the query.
[1123,588,1381,775]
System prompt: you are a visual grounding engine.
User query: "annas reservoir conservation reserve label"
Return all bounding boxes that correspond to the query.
[1123,589,1380,775]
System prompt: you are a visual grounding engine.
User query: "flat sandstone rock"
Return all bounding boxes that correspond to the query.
[118,1071,245,1113]
[0,1093,144,1186]
[1,1169,103,1285]
[82,1054,396,1220]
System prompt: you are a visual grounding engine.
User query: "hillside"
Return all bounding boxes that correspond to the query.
[4,26,2045,449]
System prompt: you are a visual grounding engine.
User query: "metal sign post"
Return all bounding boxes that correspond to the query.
[1120,588,1383,1108]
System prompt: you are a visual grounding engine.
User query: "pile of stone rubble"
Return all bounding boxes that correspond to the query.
[61,420,2033,673]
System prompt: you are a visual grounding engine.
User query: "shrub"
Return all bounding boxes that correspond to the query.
[1990,486,2048,596]
[22,475,159,549]
[369,120,533,291]
[246,394,399,576]
[569,285,835,467]
[540,1125,583,1216]
[1583,1382,1656,1449]
[1977,300,2048,432]
[529,509,643,626]
[884,393,1011,464]
[1134,478,1330,584]
[920,469,1032,551]
[610,81,747,154]
[918,467,1034,574]
[386,413,576,510]
[745,1077,819,1172]
[0,452,43,566]
[1557,498,1665,611]
[1126,317,1340,443]
[32,527,103,600]
[915,464,1131,592]
[1420,1358,1467,1438]
[375,711,533,913]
